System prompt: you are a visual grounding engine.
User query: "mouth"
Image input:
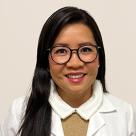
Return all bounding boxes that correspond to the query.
[66,73,86,79]
[65,73,86,83]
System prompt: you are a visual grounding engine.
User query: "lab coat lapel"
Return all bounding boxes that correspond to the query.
[87,113,105,136]
[86,94,117,136]
[51,110,64,136]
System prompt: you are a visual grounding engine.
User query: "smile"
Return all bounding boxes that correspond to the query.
[66,74,85,79]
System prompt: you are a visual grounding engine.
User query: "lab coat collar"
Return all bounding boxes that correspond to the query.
[51,97,117,136]
[49,80,75,119]
[50,82,117,136]
[98,94,117,113]
[49,80,104,120]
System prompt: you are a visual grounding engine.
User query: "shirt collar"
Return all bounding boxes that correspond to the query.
[49,80,104,120]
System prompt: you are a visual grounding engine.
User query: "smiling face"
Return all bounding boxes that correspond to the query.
[49,23,99,107]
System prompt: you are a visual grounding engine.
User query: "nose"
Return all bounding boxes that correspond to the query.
[66,52,84,68]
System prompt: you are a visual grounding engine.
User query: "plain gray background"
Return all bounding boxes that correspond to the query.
[0,0,136,122]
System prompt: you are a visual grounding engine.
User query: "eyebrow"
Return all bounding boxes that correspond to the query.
[53,42,96,47]
[53,43,68,47]
[78,42,97,46]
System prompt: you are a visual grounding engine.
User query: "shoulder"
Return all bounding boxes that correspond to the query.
[0,96,28,135]
[103,93,135,116]
[103,93,136,128]
[104,93,133,112]
[12,96,27,108]
[102,93,136,135]
[10,96,28,118]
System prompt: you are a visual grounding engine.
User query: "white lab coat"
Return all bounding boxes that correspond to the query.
[0,94,136,136]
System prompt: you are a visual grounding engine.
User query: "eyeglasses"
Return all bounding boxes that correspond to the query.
[47,45,100,64]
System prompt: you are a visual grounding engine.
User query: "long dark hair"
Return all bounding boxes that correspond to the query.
[17,6,107,136]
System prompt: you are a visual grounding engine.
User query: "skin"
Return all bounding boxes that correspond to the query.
[49,23,99,108]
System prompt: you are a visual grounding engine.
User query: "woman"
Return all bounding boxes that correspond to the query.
[1,6,135,136]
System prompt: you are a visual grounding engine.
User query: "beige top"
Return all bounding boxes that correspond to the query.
[62,113,89,136]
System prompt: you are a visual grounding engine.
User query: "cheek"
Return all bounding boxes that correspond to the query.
[88,65,98,74]
[87,59,99,75]
[49,57,64,78]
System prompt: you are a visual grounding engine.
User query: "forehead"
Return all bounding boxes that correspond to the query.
[57,23,93,37]
[54,23,96,45]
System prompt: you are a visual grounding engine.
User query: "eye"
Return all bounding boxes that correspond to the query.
[80,46,93,53]
[52,47,68,56]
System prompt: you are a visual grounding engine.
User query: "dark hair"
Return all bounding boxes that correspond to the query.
[17,6,107,136]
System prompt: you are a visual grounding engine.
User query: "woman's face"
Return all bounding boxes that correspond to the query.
[49,23,99,105]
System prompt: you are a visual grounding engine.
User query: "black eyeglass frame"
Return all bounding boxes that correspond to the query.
[47,45,101,65]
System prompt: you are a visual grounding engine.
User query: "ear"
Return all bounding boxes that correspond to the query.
[47,66,50,73]
[97,57,100,68]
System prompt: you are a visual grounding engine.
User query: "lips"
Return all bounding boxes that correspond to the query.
[65,72,86,83]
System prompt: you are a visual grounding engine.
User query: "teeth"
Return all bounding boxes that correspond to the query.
[67,74,84,79]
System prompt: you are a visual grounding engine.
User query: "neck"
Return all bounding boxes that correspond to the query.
[57,89,93,108]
